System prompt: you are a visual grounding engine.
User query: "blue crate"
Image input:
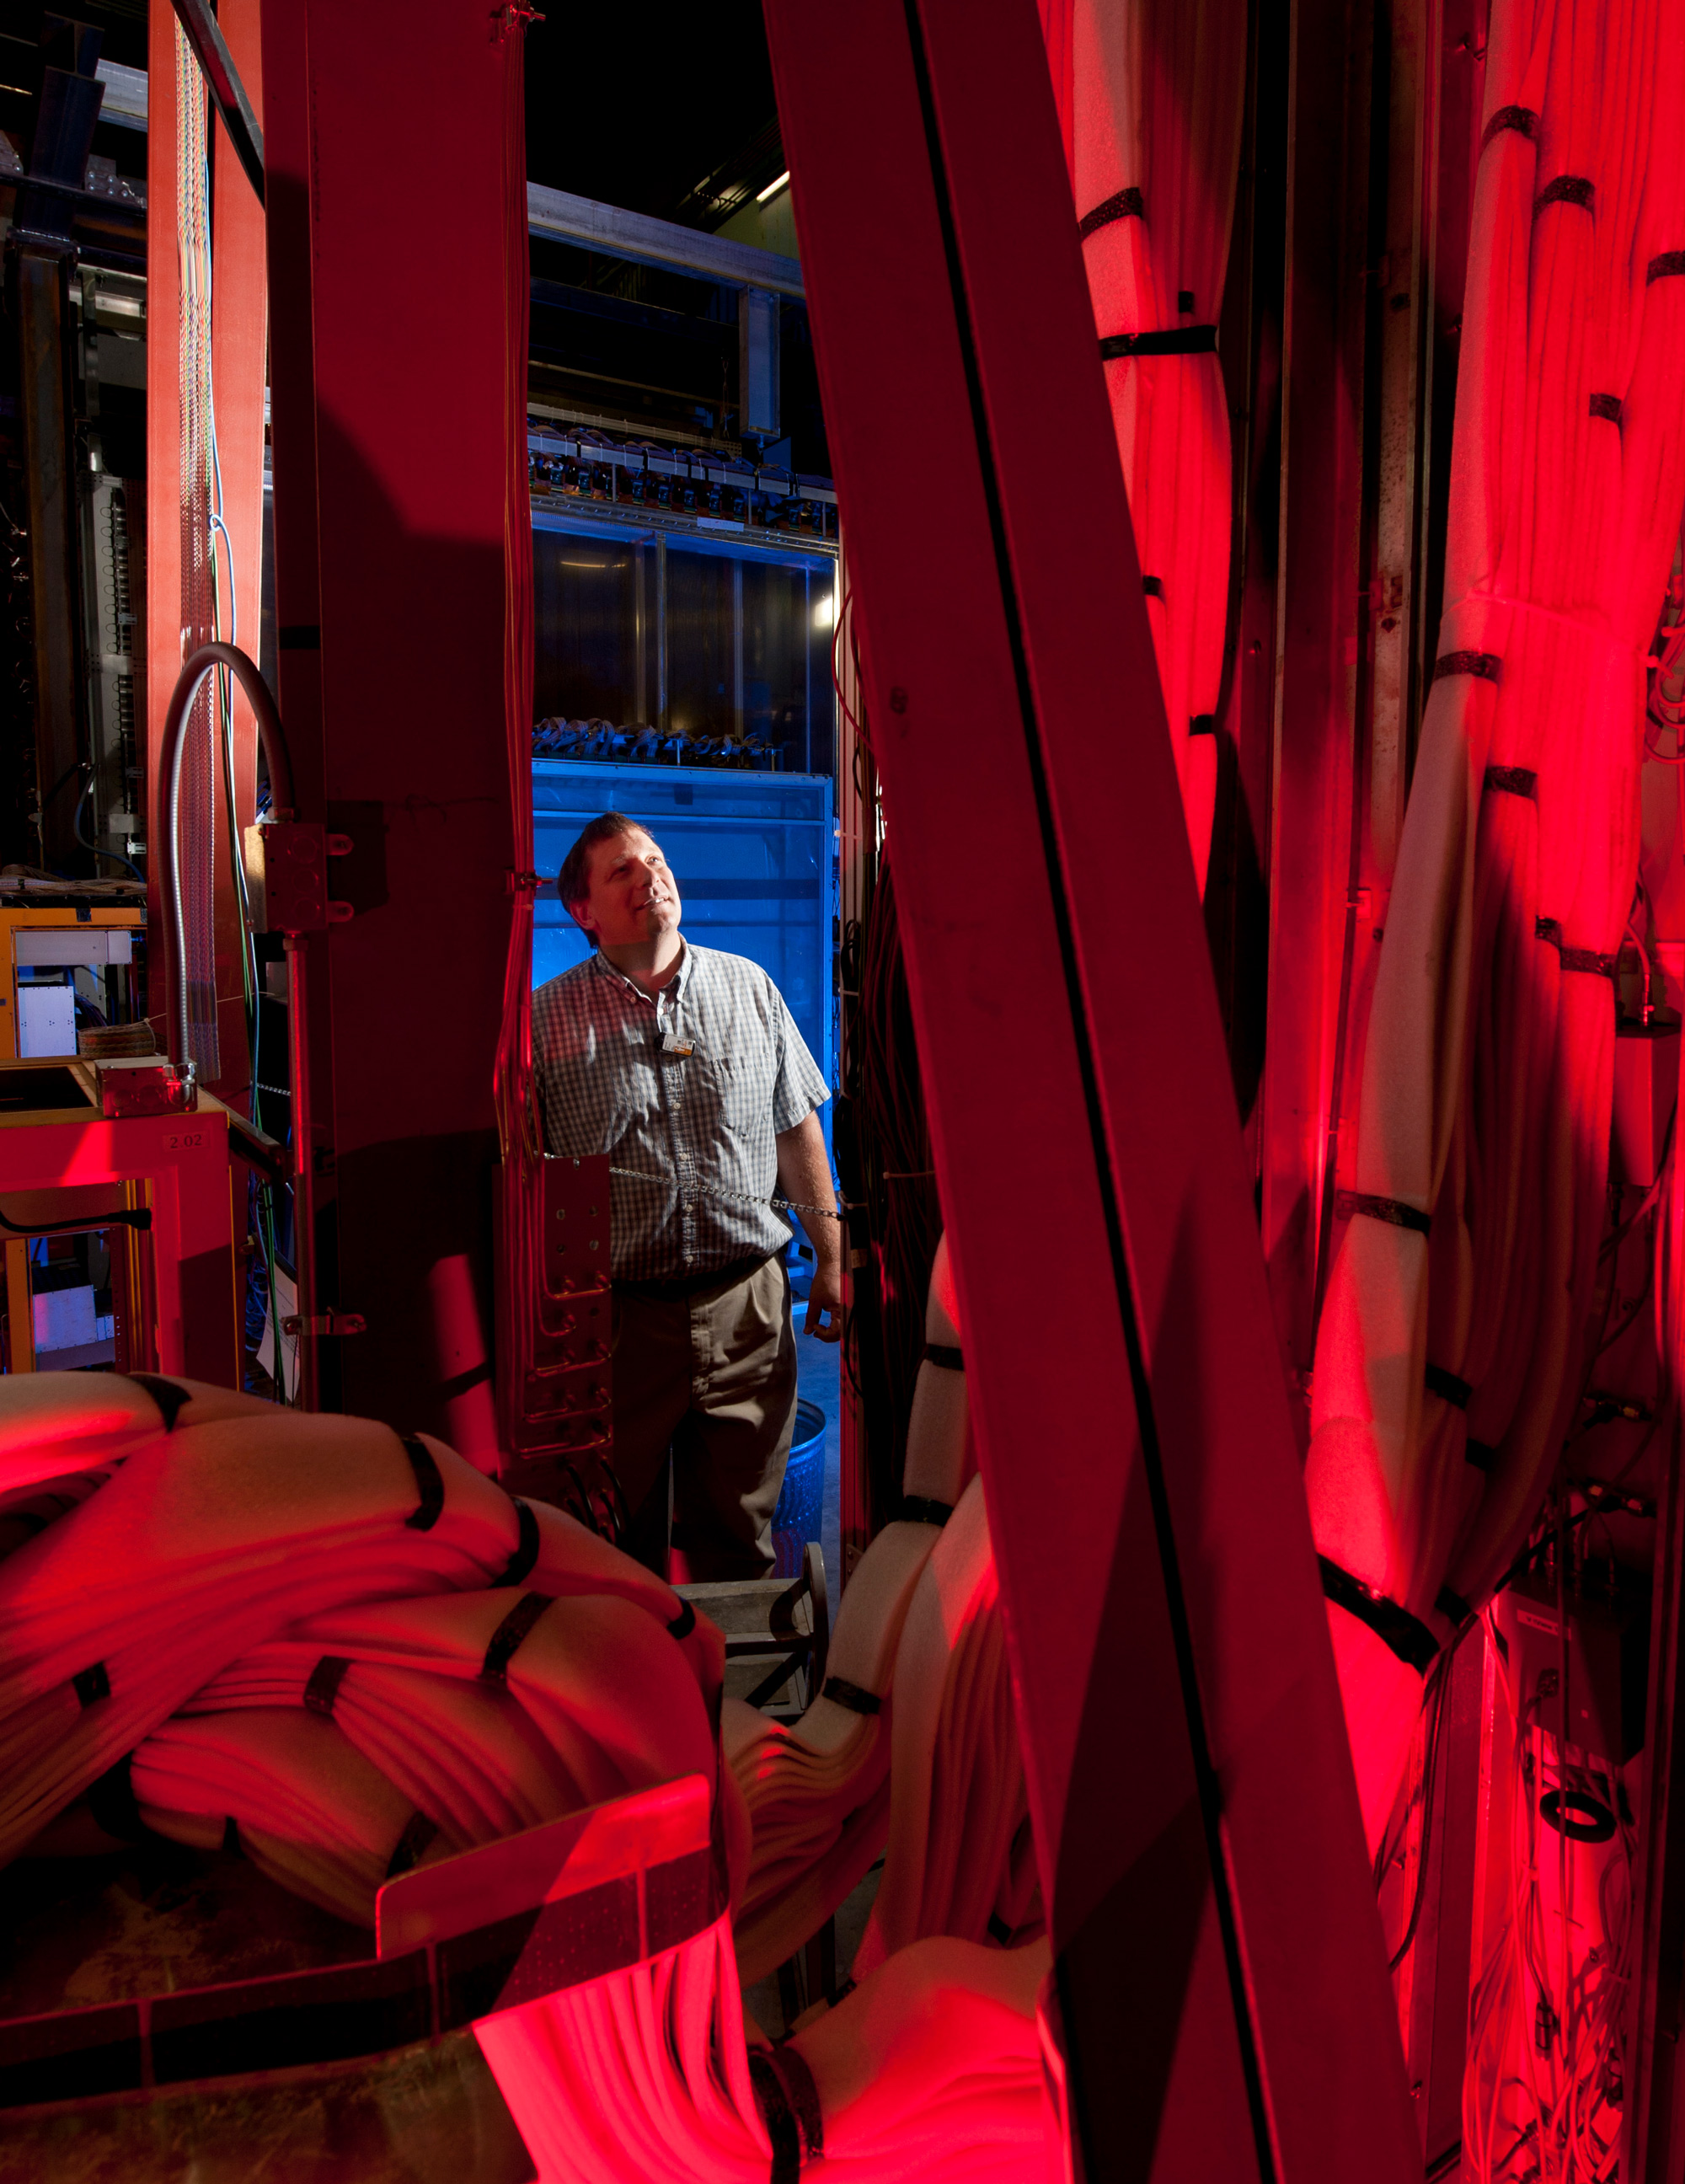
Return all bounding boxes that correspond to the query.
[772,1398,826,1578]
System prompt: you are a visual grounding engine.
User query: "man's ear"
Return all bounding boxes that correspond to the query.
[569,899,596,936]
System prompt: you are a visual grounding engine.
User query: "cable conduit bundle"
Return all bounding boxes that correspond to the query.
[728,1235,976,1985]
[472,1912,1056,2184]
[1040,0,1248,897]
[1304,0,1685,1848]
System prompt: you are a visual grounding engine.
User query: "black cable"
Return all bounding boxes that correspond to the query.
[72,782,144,883]
[0,1206,150,1239]
[1385,1639,1459,1971]
[40,762,82,813]
[852,845,942,1525]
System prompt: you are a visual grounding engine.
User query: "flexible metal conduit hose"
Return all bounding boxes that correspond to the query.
[157,642,317,1405]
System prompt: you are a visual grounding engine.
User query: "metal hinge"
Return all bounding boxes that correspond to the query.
[281,1310,366,1336]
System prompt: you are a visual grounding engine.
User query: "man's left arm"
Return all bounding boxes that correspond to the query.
[775,1111,843,1341]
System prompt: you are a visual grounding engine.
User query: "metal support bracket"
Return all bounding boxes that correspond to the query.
[281,1310,366,1338]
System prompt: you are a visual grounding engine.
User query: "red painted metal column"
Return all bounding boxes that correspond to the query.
[146,7,263,1110]
[1257,0,1372,1413]
[763,3,1419,2177]
[143,3,182,1063]
[260,0,527,1434]
[206,0,265,1107]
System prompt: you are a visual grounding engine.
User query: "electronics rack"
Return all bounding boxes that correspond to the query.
[527,426,839,552]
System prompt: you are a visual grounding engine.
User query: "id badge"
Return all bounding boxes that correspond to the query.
[661,1029,695,1057]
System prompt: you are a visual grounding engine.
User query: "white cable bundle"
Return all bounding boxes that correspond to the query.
[728,1238,973,1983]
[288,1587,719,1807]
[0,1410,532,1863]
[1051,0,1249,893]
[728,1519,940,1985]
[185,1643,589,1841]
[473,1910,1056,2184]
[853,1475,1030,1977]
[0,1372,270,1496]
[1305,0,1685,1847]
[0,1379,727,1913]
[133,1707,450,1928]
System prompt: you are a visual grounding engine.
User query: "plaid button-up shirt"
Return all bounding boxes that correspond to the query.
[532,942,829,1281]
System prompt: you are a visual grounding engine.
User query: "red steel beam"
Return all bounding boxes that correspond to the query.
[205,0,265,1109]
[146,4,264,1109]
[260,0,524,1434]
[763,3,1420,2177]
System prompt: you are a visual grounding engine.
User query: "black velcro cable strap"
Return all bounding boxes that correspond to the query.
[491,1498,540,1588]
[1422,1362,1498,1464]
[401,1436,444,1532]
[1141,575,1163,598]
[1434,650,1501,685]
[1099,324,1217,360]
[1535,174,1594,217]
[73,1662,110,1708]
[1189,713,1216,737]
[901,1496,954,1528]
[923,1342,963,1373]
[748,2053,804,2184]
[1484,764,1538,799]
[128,1373,190,1431]
[86,1752,149,1843]
[1078,184,1143,238]
[1536,916,1618,982]
[770,2043,823,2165]
[1335,1188,1431,1237]
[1590,392,1623,423]
[1648,251,1685,285]
[822,1676,882,1716]
[1480,104,1538,153]
[305,1655,351,1719]
[385,1811,440,1882]
[667,1598,697,1641]
[1318,1555,1440,1674]
[987,1912,1014,1945]
[1436,1585,1474,1627]
[481,1592,555,1684]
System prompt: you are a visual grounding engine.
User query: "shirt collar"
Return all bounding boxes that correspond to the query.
[591,936,693,1004]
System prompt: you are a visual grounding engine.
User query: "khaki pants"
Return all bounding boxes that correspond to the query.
[609,1255,797,1581]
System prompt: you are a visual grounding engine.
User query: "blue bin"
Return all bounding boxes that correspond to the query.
[772,1400,826,1578]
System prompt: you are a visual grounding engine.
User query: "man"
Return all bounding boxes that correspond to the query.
[533,811,842,1580]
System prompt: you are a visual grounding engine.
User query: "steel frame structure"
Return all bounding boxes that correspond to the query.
[762,1,1419,2176]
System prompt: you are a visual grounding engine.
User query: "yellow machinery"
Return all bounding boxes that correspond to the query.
[0,1054,242,1384]
[0,884,147,1065]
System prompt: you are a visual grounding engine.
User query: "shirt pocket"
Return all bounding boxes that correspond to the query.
[690,1053,764,1143]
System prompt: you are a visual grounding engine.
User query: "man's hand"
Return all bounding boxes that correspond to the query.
[776,1110,844,1344]
[803,1259,844,1342]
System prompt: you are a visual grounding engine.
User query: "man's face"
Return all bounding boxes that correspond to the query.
[577,826,682,948]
